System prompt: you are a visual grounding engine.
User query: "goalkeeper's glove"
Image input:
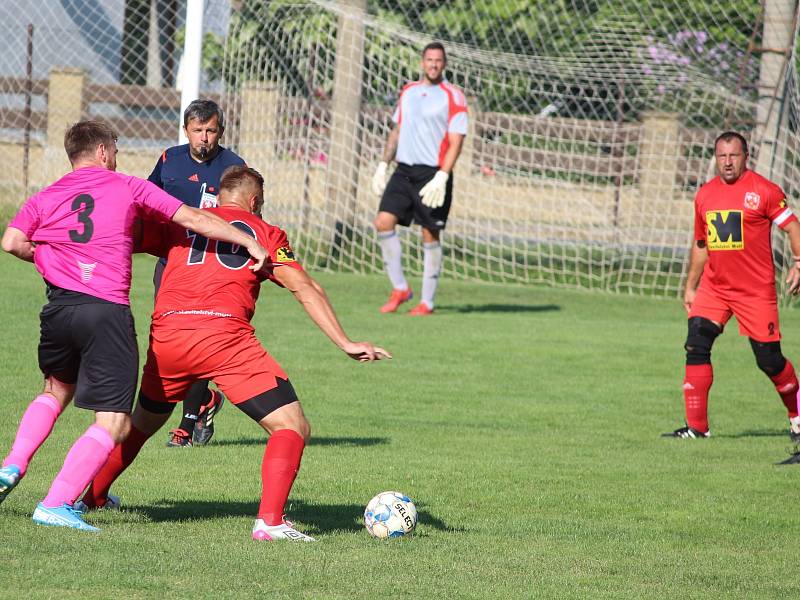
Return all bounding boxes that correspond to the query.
[419,170,449,208]
[372,161,388,196]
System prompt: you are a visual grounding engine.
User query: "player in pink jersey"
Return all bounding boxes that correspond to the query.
[664,131,800,447]
[371,42,468,315]
[78,166,390,541]
[0,120,269,531]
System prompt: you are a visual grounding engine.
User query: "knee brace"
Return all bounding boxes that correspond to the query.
[684,317,721,365]
[137,391,177,415]
[749,339,786,376]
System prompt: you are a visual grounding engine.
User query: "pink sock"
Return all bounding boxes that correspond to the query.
[42,424,115,508]
[3,394,63,476]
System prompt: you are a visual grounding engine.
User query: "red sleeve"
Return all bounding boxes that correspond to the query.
[135,219,179,257]
[764,181,797,229]
[693,191,706,242]
[262,225,303,286]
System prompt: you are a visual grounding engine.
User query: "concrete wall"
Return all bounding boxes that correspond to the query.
[1,67,694,249]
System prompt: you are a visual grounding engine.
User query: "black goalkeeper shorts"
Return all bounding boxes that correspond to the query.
[378,163,453,231]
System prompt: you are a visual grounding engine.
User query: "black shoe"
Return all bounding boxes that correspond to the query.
[193,390,225,446]
[777,451,800,465]
[662,425,710,439]
[166,428,192,448]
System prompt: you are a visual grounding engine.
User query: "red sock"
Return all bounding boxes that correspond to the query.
[258,429,305,526]
[82,426,151,508]
[684,364,713,433]
[770,360,799,418]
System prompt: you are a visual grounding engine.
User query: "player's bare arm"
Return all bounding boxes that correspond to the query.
[382,125,400,164]
[439,132,465,174]
[683,240,708,312]
[784,220,800,295]
[273,265,391,362]
[171,204,268,270]
[1,226,35,262]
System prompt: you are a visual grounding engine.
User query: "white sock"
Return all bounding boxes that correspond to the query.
[377,230,408,291]
[421,241,442,309]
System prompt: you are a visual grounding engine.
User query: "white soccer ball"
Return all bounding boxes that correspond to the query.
[364,491,418,539]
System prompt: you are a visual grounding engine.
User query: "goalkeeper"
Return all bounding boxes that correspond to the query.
[371,42,468,315]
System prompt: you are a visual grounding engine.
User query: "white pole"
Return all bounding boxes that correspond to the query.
[178,0,204,144]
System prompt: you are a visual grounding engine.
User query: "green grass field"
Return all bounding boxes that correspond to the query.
[1,252,799,598]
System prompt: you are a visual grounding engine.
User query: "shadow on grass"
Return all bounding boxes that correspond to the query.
[436,303,561,314]
[125,498,459,533]
[211,435,390,448]
[714,429,786,439]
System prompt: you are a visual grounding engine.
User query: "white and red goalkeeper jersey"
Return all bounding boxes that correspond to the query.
[392,80,468,168]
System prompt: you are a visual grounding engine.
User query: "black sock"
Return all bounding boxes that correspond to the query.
[179,381,212,432]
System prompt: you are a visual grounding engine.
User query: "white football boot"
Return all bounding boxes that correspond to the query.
[252,518,316,542]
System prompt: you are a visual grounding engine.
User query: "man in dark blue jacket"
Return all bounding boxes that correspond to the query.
[148,99,245,448]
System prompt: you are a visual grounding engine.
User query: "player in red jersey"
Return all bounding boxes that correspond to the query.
[77,166,390,540]
[666,131,800,440]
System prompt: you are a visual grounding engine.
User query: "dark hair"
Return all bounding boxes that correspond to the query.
[63,120,117,164]
[714,131,748,155]
[183,99,225,129]
[220,165,264,198]
[421,42,446,60]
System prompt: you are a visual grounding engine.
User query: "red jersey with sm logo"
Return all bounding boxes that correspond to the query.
[693,169,795,298]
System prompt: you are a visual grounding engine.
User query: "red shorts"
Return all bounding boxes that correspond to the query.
[689,285,780,342]
[140,324,288,405]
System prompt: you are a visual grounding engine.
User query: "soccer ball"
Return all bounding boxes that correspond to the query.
[364,491,418,539]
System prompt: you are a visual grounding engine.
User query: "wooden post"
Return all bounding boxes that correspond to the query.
[638,111,680,201]
[238,81,279,172]
[754,0,795,181]
[46,67,85,180]
[22,23,33,196]
[326,0,366,256]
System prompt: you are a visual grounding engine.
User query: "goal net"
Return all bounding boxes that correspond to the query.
[1,0,799,298]
[218,0,800,297]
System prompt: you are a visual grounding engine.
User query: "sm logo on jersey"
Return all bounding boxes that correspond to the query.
[706,210,743,251]
[275,246,295,262]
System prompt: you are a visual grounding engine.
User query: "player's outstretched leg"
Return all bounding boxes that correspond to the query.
[252,428,315,542]
[80,426,151,509]
[0,394,64,504]
[410,240,442,316]
[34,423,117,532]
[80,395,171,509]
[376,229,412,313]
[664,317,719,438]
[749,339,800,441]
[237,381,315,541]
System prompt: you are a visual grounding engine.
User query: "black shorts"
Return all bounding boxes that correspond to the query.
[378,163,453,231]
[139,376,299,422]
[235,377,299,422]
[38,302,139,413]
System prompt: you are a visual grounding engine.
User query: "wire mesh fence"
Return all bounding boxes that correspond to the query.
[1,0,798,297]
